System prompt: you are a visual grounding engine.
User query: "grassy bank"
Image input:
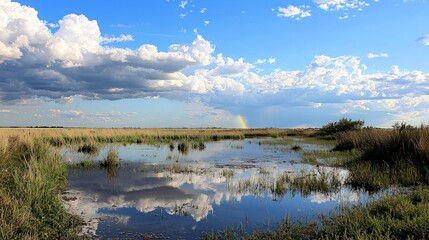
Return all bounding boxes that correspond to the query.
[0,135,81,239]
[334,125,429,191]
[205,187,429,240]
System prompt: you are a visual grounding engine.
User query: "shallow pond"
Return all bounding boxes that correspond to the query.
[62,138,377,239]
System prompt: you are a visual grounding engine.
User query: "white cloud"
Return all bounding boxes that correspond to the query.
[204,20,210,26]
[367,53,389,58]
[1,0,429,127]
[255,57,276,65]
[277,5,312,20]
[56,96,74,104]
[179,0,188,9]
[200,8,207,13]
[313,0,370,11]
[48,109,138,122]
[101,34,134,44]
[255,59,266,64]
[47,23,59,28]
[418,34,429,45]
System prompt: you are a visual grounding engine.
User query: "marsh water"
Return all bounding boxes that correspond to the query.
[62,138,377,239]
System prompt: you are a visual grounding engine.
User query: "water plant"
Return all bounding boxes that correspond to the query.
[76,142,100,155]
[221,169,235,178]
[100,148,119,168]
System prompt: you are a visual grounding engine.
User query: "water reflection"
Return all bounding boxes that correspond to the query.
[62,139,370,239]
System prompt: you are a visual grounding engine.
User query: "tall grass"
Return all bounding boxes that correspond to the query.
[0,135,81,239]
[0,128,297,147]
[333,126,429,190]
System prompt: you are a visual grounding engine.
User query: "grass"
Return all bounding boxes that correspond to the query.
[301,149,361,166]
[272,169,342,197]
[231,169,342,198]
[166,163,195,173]
[333,126,429,191]
[0,135,81,239]
[100,148,119,168]
[76,142,100,155]
[2,126,429,238]
[0,128,297,147]
[204,187,429,240]
[221,169,235,178]
[261,136,334,147]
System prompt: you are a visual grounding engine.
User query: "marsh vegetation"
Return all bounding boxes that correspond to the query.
[1,123,428,239]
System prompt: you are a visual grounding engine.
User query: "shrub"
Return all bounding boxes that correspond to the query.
[319,118,364,136]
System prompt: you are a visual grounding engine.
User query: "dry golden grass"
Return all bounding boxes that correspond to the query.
[0,128,316,146]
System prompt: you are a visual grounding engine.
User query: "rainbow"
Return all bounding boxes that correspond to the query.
[238,115,248,129]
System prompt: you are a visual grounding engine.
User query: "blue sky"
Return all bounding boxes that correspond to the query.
[0,0,428,128]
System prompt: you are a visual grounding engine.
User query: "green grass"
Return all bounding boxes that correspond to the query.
[301,149,361,166]
[2,126,429,239]
[0,136,81,239]
[261,136,334,147]
[333,126,429,190]
[166,163,195,173]
[76,142,100,155]
[100,148,119,168]
[221,169,235,178]
[231,169,342,199]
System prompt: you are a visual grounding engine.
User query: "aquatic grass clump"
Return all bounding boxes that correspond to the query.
[232,169,342,199]
[166,163,194,173]
[100,148,119,168]
[291,145,302,151]
[272,169,342,197]
[221,169,235,178]
[193,141,206,150]
[77,142,100,155]
[177,141,189,154]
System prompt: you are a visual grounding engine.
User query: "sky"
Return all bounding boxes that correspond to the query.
[0,0,428,128]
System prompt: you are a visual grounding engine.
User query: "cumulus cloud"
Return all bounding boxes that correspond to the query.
[0,0,229,102]
[277,5,311,20]
[1,0,429,127]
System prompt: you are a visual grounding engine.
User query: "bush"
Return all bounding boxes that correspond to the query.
[319,118,364,136]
